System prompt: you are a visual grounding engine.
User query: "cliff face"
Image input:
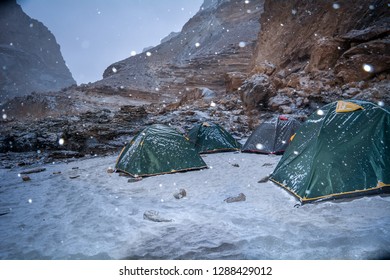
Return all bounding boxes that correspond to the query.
[243,0,390,112]
[96,0,263,99]
[0,0,76,101]
[253,0,389,77]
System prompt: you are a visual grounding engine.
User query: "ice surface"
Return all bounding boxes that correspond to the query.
[0,153,389,260]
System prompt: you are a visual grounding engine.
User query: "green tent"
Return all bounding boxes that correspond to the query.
[115,124,207,177]
[188,122,241,153]
[241,115,301,154]
[270,100,390,203]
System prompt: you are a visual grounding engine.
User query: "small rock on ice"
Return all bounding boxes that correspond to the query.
[143,210,173,222]
[224,193,246,203]
[173,189,187,199]
[22,175,31,182]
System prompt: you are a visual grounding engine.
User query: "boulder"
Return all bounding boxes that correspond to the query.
[239,74,276,110]
[225,72,248,93]
[335,39,390,83]
[306,37,348,72]
[179,87,217,105]
[251,61,276,76]
[340,20,390,42]
[14,132,38,152]
[268,94,292,111]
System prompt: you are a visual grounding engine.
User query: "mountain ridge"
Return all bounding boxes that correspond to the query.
[96,0,263,99]
[0,0,76,102]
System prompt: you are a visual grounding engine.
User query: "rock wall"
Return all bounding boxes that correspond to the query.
[241,0,390,112]
[0,0,76,101]
[96,0,263,98]
[253,0,389,75]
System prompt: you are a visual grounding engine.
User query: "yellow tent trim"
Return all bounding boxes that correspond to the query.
[269,178,390,203]
[336,101,364,113]
[115,146,127,166]
[376,181,387,188]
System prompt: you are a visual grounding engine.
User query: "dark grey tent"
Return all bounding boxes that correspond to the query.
[242,115,301,154]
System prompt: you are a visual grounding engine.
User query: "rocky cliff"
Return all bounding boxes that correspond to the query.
[0,0,76,101]
[240,0,390,113]
[96,0,263,100]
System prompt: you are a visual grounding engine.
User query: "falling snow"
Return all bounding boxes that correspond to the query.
[332,3,341,9]
[363,63,374,73]
[256,143,264,150]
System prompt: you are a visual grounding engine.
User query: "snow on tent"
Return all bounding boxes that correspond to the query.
[115,124,207,177]
[188,122,241,153]
[269,100,390,203]
[241,115,301,154]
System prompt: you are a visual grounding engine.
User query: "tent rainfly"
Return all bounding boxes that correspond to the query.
[241,115,301,154]
[270,100,390,203]
[115,124,207,177]
[188,122,241,153]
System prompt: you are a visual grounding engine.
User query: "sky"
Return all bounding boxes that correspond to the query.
[17,0,203,84]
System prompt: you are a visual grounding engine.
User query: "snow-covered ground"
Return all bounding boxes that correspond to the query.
[0,152,389,260]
